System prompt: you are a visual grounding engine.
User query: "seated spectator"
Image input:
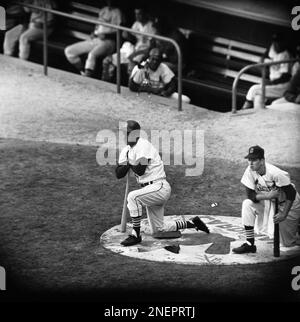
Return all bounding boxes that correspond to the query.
[64,0,123,78]
[102,6,156,83]
[128,47,190,103]
[270,65,300,105]
[242,33,292,109]
[3,0,56,60]
[3,3,28,56]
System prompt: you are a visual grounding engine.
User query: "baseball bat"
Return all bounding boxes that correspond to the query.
[120,173,129,232]
[273,198,280,257]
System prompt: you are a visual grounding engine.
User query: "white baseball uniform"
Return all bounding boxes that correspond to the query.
[118,137,177,234]
[241,162,300,246]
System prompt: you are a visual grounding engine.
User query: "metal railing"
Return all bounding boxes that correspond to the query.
[18,2,184,111]
[232,58,299,113]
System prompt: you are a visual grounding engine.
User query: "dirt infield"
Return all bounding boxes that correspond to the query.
[0,55,300,302]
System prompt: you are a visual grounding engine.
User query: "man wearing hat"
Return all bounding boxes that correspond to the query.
[115,120,209,246]
[233,145,300,254]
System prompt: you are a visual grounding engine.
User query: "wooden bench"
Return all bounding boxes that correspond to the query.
[181,30,266,109]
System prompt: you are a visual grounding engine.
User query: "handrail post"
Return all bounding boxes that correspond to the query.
[261,66,266,109]
[232,82,237,113]
[43,11,48,76]
[116,29,121,94]
[177,46,182,111]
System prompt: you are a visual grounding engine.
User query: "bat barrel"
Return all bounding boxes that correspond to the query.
[273,223,280,257]
[273,198,280,257]
[120,173,129,232]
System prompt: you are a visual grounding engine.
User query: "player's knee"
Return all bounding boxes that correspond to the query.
[241,199,255,215]
[242,199,254,207]
[127,191,136,203]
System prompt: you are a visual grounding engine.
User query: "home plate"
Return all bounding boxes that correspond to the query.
[100,215,300,265]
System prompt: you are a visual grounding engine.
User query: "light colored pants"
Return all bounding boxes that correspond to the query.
[246,82,289,102]
[3,24,26,56]
[127,179,176,234]
[64,37,116,71]
[18,23,54,60]
[242,199,300,247]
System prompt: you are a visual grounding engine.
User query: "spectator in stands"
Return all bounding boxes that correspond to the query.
[128,47,190,103]
[101,6,156,83]
[270,64,300,106]
[3,0,56,59]
[64,0,123,78]
[3,3,28,56]
[242,33,292,109]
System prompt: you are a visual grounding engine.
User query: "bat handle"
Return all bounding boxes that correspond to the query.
[273,198,280,257]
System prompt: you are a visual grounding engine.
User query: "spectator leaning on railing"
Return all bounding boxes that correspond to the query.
[128,47,190,103]
[64,0,123,78]
[242,33,292,109]
[3,0,56,60]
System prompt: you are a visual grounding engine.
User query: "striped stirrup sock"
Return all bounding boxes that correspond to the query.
[245,225,255,245]
[175,220,189,230]
[132,216,142,237]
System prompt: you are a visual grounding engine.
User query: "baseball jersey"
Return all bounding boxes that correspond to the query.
[95,6,122,35]
[268,44,291,82]
[27,0,56,26]
[131,21,156,51]
[118,138,166,184]
[241,162,300,219]
[131,63,175,90]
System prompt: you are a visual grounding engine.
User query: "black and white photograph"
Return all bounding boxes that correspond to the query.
[0,0,299,310]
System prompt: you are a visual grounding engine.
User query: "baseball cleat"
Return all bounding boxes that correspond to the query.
[192,216,210,234]
[232,243,257,254]
[121,235,142,246]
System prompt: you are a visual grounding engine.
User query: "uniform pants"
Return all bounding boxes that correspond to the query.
[127,179,177,234]
[242,199,300,247]
[18,23,54,60]
[64,38,116,71]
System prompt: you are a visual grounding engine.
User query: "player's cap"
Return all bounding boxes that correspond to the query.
[244,145,264,160]
[127,120,141,135]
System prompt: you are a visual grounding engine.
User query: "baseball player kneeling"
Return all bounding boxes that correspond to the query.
[233,145,300,254]
[115,120,209,246]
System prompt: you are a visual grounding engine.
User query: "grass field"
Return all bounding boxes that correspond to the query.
[1,138,300,303]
